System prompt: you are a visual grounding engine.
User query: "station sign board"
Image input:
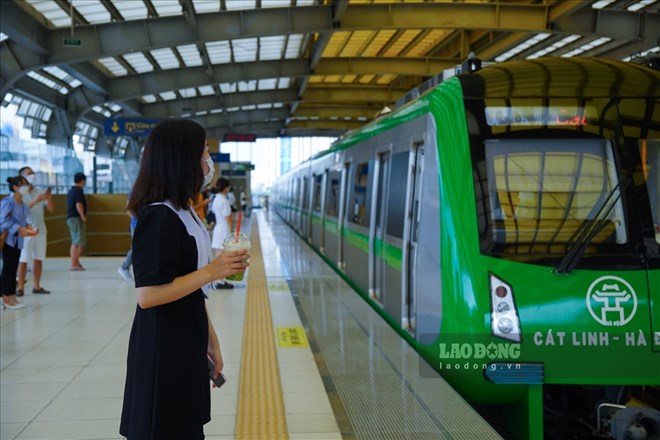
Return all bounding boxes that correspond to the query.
[104,118,160,137]
[223,133,257,142]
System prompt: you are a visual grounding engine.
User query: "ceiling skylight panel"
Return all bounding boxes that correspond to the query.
[241,105,256,111]
[526,35,582,59]
[284,35,304,59]
[226,106,240,112]
[210,108,223,114]
[198,85,215,95]
[622,46,659,61]
[151,48,180,69]
[72,0,110,24]
[495,33,551,62]
[43,66,82,88]
[277,78,291,89]
[116,0,148,20]
[561,37,611,57]
[192,0,220,14]
[225,0,257,11]
[258,79,278,90]
[98,57,128,76]
[0,33,8,43]
[27,71,68,94]
[272,103,283,108]
[238,80,257,92]
[592,0,616,8]
[206,41,232,64]
[25,0,70,28]
[296,0,314,5]
[107,103,122,112]
[141,94,157,103]
[260,36,285,61]
[92,105,111,117]
[179,88,197,98]
[196,110,207,116]
[177,45,204,67]
[233,38,258,62]
[220,83,238,94]
[628,0,657,11]
[159,91,177,101]
[257,103,273,109]
[261,0,289,7]
[152,0,183,16]
[123,52,154,73]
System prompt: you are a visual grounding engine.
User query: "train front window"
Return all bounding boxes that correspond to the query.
[483,138,628,255]
[640,139,660,244]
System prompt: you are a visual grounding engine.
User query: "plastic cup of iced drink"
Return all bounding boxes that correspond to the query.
[223,232,251,281]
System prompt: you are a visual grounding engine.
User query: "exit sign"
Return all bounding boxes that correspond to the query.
[223,133,257,142]
[63,38,82,47]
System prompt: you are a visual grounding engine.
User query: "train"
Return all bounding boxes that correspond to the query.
[272,57,660,440]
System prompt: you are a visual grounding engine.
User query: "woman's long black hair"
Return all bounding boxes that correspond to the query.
[127,119,206,217]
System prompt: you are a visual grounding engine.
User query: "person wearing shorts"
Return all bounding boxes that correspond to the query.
[66,172,87,271]
[16,167,54,295]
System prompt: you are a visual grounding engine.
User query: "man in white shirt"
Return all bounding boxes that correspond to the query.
[16,167,55,296]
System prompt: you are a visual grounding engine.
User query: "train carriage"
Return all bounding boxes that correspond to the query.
[273,57,660,440]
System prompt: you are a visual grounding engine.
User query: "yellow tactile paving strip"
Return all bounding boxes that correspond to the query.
[235,222,289,440]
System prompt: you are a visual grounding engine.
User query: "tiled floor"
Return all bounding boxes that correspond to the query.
[2,211,500,440]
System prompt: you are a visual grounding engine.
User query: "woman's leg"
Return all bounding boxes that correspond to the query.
[1,244,22,305]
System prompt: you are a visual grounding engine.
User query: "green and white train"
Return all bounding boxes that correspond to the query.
[272,57,660,440]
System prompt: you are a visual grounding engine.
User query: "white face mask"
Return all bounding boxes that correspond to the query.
[18,186,30,196]
[202,156,215,189]
[25,174,35,185]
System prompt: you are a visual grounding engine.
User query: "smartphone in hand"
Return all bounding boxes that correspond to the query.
[208,358,227,388]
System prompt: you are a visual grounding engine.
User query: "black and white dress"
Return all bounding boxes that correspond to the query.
[120,203,213,439]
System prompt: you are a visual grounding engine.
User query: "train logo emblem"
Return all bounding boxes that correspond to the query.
[586,276,637,327]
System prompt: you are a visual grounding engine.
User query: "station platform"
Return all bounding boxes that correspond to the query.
[1,211,502,440]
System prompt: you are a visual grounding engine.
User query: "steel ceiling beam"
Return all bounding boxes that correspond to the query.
[294,106,379,119]
[104,57,457,102]
[287,119,364,131]
[140,89,299,118]
[189,107,290,128]
[303,86,409,104]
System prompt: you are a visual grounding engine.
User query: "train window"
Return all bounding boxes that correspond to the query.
[485,138,628,249]
[325,170,341,217]
[385,153,409,238]
[349,162,370,226]
[302,177,309,209]
[312,174,323,213]
[640,139,660,244]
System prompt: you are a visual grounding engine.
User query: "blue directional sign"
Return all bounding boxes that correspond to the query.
[104,118,160,137]
[209,153,230,163]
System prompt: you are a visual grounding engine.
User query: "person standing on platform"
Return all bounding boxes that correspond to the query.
[16,167,54,296]
[1,176,38,310]
[119,119,249,440]
[192,190,211,225]
[118,195,137,282]
[66,172,87,271]
[210,177,234,290]
[239,187,248,215]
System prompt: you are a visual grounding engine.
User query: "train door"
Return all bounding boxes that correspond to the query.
[338,162,350,270]
[370,151,390,303]
[310,172,325,251]
[403,143,424,333]
[301,176,309,237]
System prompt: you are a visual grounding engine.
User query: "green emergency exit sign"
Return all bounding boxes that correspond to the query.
[63,38,82,47]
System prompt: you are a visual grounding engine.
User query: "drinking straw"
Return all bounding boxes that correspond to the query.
[235,212,242,242]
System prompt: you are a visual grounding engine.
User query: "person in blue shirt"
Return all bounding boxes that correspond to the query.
[1,176,38,310]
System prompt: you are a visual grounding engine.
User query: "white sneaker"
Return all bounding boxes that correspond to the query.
[2,302,26,310]
[118,267,133,281]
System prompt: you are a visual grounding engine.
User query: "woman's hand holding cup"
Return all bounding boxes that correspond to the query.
[209,249,250,281]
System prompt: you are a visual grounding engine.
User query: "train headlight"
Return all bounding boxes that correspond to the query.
[489,273,522,342]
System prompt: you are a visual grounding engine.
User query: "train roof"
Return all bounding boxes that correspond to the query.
[301,57,660,164]
[461,56,660,99]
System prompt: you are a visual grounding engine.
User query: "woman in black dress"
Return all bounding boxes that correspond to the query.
[120,119,249,439]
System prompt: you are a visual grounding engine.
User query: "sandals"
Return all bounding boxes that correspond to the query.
[70,266,85,271]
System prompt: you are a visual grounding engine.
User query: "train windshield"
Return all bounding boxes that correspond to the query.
[485,138,628,252]
[471,98,659,269]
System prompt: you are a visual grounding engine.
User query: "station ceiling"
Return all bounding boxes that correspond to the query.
[1,0,659,156]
